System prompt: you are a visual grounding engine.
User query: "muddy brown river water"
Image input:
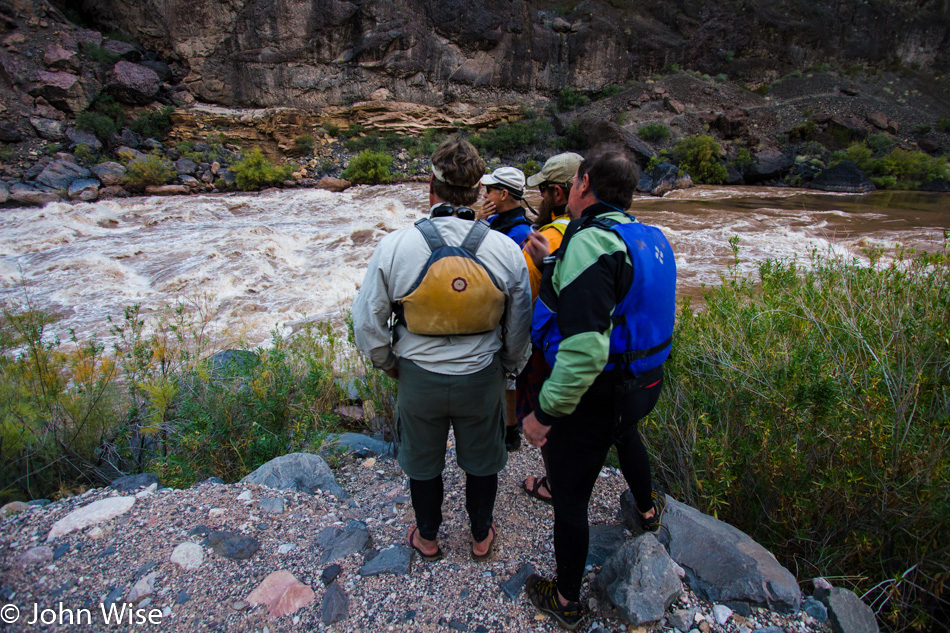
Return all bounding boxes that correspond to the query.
[0,184,946,349]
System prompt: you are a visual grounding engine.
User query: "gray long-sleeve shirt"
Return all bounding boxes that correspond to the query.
[352,215,532,376]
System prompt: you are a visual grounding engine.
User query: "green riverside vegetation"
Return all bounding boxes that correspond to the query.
[1,241,947,629]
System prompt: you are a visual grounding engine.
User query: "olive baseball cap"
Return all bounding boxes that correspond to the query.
[526,152,584,187]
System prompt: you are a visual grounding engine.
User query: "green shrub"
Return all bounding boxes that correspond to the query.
[557,87,590,111]
[638,123,671,143]
[470,114,556,157]
[341,124,365,139]
[598,85,623,99]
[342,150,394,184]
[937,117,950,134]
[79,42,120,66]
[673,135,728,184]
[76,111,118,141]
[715,73,728,83]
[0,143,15,163]
[831,142,949,189]
[667,62,680,73]
[786,120,818,142]
[753,85,769,96]
[556,122,587,151]
[648,244,950,632]
[867,132,896,155]
[73,142,98,165]
[295,134,316,155]
[521,160,540,177]
[324,123,341,136]
[129,106,174,141]
[123,153,176,189]
[732,147,754,171]
[231,147,293,191]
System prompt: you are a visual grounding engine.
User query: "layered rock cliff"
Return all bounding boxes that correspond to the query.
[60,0,950,109]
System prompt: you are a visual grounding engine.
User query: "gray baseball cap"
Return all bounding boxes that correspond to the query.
[480,166,526,198]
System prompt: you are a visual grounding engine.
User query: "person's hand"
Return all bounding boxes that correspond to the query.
[523,411,551,447]
[478,200,497,220]
[524,230,550,268]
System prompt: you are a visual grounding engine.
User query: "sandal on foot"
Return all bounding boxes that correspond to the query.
[471,524,496,562]
[639,486,667,533]
[525,574,584,631]
[408,526,444,562]
[522,476,553,505]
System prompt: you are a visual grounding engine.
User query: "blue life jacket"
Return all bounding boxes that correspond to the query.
[531,214,676,376]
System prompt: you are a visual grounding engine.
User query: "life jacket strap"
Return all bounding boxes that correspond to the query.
[608,336,673,365]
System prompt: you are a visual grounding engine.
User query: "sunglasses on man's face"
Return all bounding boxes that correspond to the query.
[539,183,560,195]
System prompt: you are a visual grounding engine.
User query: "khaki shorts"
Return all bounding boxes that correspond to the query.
[395,356,507,480]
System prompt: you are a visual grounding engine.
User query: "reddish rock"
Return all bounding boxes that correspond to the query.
[29,71,88,113]
[316,177,351,192]
[99,186,131,199]
[145,184,189,195]
[664,97,685,115]
[248,570,315,619]
[867,111,888,130]
[44,44,80,71]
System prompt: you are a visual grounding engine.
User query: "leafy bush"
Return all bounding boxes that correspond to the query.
[0,143,13,163]
[786,120,818,142]
[598,85,623,99]
[123,153,176,189]
[295,134,316,155]
[342,150,393,185]
[732,147,753,171]
[831,142,949,189]
[937,117,950,134]
[648,244,950,631]
[324,123,341,137]
[521,160,540,177]
[231,147,293,191]
[73,142,98,165]
[867,132,896,155]
[79,42,120,66]
[76,111,119,141]
[470,114,556,157]
[673,135,728,184]
[557,87,590,112]
[638,123,671,143]
[129,106,174,141]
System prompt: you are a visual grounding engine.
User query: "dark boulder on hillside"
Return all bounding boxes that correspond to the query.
[744,148,794,183]
[574,117,654,165]
[108,61,161,104]
[37,159,91,189]
[28,71,89,113]
[807,161,876,193]
[637,161,693,196]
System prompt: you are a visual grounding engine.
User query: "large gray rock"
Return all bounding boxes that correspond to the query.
[108,61,161,104]
[326,432,393,458]
[0,182,8,204]
[807,161,876,193]
[174,157,197,175]
[29,71,90,113]
[68,178,100,201]
[46,497,136,540]
[596,534,682,625]
[91,161,127,186]
[37,160,92,190]
[816,587,879,633]
[321,582,349,625]
[644,495,802,612]
[9,183,60,206]
[30,117,66,140]
[358,545,411,576]
[745,148,794,183]
[319,520,371,564]
[66,127,103,152]
[637,161,694,196]
[586,523,626,567]
[103,39,142,61]
[207,530,260,560]
[110,473,159,492]
[241,452,347,498]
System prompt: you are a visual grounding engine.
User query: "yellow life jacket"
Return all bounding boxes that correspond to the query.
[540,217,570,235]
[398,218,506,336]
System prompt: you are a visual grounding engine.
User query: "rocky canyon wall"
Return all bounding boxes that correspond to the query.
[63,0,950,109]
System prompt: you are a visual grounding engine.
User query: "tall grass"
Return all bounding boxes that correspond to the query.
[0,296,390,498]
[646,240,950,631]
